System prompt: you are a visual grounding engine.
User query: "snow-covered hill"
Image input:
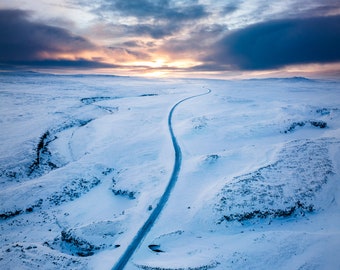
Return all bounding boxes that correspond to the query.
[1,73,339,269]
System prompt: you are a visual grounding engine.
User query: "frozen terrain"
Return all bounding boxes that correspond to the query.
[0,73,340,269]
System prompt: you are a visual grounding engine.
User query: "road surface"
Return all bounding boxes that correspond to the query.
[112,89,211,270]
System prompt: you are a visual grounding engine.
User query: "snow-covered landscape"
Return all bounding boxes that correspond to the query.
[1,72,340,269]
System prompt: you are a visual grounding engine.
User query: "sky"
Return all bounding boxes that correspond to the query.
[0,0,340,78]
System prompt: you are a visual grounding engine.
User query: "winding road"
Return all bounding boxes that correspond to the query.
[112,89,211,270]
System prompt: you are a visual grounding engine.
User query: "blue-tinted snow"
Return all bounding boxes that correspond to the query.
[1,73,340,269]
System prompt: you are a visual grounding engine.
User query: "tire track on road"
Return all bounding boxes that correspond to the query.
[112,88,211,270]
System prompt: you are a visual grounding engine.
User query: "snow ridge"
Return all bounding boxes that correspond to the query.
[216,139,336,224]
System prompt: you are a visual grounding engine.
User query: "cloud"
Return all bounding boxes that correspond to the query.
[205,15,340,70]
[121,40,155,48]
[2,59,116,69]
[221,1,242,15]
[0,9,112,69]
[289,0,340,18]
[126,22,181,39]
[87,0,209,39]
[92,21,178,41]
[160,24,226,59]
[107,46,151,62]
[103,0,208,22]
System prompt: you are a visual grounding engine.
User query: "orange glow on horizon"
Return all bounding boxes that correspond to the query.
[34,49,340,80]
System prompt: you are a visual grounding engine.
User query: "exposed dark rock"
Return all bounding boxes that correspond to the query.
[0,209,22,220]
[310,121,327,129]
[28,119,93,178]
[28,131,57,175]
[0,199,43,220]
[112,189,136,199]
[284,120,327,133]
[148,244,164,253]
[61,230,98,257]
[205,154,219,164]
[222,201,314,222]
[80,96,113,105]
[216,140,334,224]
[140,94,158,97]
[316,108,331,116]
[48,177,101,206]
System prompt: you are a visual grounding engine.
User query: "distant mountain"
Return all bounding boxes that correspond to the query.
[246,76,315,82]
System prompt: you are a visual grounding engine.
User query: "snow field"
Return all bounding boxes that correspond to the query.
[133,78,340,269]
[0,74,340,269]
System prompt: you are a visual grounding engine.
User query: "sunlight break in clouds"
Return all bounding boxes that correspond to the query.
[0,0,340,78]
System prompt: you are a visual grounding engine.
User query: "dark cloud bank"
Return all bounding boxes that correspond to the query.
[1,5,340,74]
[0,9,113,69]
[204,15,340,70]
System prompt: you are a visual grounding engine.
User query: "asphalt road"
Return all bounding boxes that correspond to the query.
[112,88,211,270]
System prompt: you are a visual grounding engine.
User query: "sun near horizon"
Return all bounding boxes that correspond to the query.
[0,1,339,79]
